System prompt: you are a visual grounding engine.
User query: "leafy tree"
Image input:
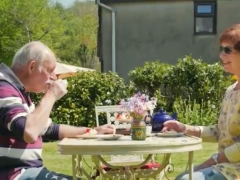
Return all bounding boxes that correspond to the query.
[0,0,99,70]
[0,0,66,65]
[66,2,99,69]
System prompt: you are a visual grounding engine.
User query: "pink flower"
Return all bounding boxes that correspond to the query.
[120,92,157,121]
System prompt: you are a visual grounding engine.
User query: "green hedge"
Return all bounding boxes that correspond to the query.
[31,71,131,127]
[129,56,232,110]
[129,56,232,125]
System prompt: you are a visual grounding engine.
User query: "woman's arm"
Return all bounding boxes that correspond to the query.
[197,124,219,142]
[183,124,219,142]
[163,120,218,142]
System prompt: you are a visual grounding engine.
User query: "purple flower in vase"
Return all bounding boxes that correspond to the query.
[120,92,157,121]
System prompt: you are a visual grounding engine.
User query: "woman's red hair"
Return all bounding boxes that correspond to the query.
[220,24,240,51]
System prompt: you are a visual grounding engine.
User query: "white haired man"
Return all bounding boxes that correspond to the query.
[0,41,113,180]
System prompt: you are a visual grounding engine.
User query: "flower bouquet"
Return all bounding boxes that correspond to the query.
[120,92,157,121]
[120,92,157,140]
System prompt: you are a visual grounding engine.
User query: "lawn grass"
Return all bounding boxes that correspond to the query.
[43,142,218,180]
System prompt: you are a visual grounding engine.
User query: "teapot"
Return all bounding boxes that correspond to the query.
[151,108,177,132]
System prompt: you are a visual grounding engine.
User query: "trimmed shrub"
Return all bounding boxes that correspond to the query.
[128,61,172,97]
[129,55,232,121]
[162,55,232,111]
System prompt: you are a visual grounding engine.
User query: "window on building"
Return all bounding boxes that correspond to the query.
[194,1,217,35]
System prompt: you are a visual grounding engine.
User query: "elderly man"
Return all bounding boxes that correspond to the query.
[0,41,113,180]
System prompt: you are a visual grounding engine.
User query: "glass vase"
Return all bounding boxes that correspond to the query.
[131,119,146,140]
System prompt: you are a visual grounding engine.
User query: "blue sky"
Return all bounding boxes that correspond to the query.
[51,0,93,8]
[51,0,76,7]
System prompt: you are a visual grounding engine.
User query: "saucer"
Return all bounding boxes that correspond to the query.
[97,134,124,140]
[76,134,97,139]
[146,133,156,137]
[156,132,184,137]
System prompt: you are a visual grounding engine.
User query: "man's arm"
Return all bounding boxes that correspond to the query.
[42,123,88,140]
[24,91,56,143]
[58,125,88,139]
[0,88,56,143]
[0,80,67,143]
[24,79,67,143]
[41,123,60,140]
[42,123,114,140]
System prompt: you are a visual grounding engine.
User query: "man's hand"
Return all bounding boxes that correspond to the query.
[47,79,68,100]
[95,124,114,134]
[162,120,186,133]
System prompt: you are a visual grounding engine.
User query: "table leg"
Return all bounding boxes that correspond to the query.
[72,155,77,180]
[188,151,194,180]
[78,155,93,180]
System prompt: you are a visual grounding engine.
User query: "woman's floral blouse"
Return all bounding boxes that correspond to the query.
[198,82,240,180]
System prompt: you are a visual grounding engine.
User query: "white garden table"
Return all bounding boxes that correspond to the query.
[58,135,202,180]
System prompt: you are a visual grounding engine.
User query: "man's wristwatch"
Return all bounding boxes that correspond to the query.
[211,153,219,164]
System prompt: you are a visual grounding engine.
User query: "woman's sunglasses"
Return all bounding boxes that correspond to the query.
[219,46,234,55]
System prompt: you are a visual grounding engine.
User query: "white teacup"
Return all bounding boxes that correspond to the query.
[146,126,152,135]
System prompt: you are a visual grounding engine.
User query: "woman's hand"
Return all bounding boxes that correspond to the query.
[194,158,215,171]
[194,152,229,171]
[162,120,186,133]
[194,162,211,171]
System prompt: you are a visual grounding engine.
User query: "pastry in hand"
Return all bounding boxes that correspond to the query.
[84,129,97,135]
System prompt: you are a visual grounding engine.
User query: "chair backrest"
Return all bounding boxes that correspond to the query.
[95,105,153,128]
[95,105,132,129]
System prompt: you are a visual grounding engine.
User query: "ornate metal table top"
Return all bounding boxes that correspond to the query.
[58,135,202,155]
